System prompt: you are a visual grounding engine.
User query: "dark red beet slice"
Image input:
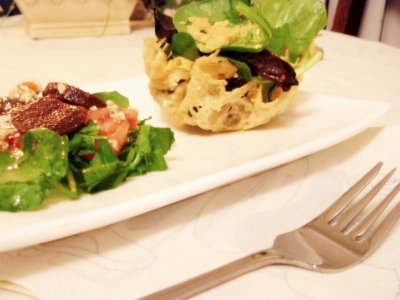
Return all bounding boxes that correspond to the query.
[42,82,106,109]
[11,95,87,135]
[0,97,25,115]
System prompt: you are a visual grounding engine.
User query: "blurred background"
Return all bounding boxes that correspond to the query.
[325,0,400,49]
[1,0,399,48]
[0,0,19,16]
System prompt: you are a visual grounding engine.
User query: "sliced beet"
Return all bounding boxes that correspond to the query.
[0,97,25,115]
[11,95,87,135]
[42,82,106,109]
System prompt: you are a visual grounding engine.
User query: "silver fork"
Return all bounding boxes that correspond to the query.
[139,162,400,300]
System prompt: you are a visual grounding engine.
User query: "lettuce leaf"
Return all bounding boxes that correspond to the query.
[248,0,327,61]
[68,119,175,194]
[173,0,249,26]
[0,95,175,211]
[0,129,69,211]
[173,0,327,62]
[173,0,265,53]
[92,91,130,108]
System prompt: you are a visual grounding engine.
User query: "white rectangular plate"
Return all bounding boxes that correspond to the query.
[0,76,391,252]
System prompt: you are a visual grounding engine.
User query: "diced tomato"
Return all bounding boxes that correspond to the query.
[123,108,139,128]
[85,107,110,124]
[99,118,119,136]
[110,121,130,152]
[86,104,138,155]
[6,132,22,151]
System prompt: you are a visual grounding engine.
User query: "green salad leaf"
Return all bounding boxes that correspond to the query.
[68,119,175,194]
[0,179,50,212]
[92,91,129,108]
[68,120,103,156]
[226,58,253,82]
[248,0,327,61]
[0,129,69,211]
[0,98,175,212]
[0,150,16,170]
[173,0,327,62]
[173,0,266,53]
[173,0,249,26]
[171,32,200,61]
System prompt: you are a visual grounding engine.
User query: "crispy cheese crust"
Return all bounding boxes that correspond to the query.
[143,37,300,132]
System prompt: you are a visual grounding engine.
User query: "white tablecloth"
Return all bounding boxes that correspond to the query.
[1,15,400,300]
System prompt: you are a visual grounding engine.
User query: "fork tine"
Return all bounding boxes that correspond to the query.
[324,162,383,223]
[363,194,400,257]
[351,182,400,240]
[336,168,397,231]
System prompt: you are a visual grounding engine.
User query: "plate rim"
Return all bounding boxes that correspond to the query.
[0,76,392,252]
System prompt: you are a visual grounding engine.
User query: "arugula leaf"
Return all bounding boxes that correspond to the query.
[79,140,129,192]
[92,91,130,108]
[123,124,175,176]
[69,120,104,156]
[135,124,174,171]
[0,97,175,211]
[68,120,175,194]
[149,126,175,155]
[225,58,253,82]
[90,139,120,166]
[82,161,128,192]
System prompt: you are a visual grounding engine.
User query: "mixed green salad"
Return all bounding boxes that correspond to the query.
[171,0,326,61]
[0,91,175,212]
[149,0,327,99]
[1,0,326,211]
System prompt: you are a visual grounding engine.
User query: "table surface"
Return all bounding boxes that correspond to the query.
[1,14,400,300]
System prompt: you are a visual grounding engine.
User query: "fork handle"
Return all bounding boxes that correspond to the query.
[138,249,285,300]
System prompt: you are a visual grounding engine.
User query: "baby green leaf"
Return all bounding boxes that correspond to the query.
[93,91,130,108]
[172,32,200,60]
[0,129,69,211]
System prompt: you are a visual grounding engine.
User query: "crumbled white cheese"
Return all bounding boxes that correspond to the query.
[109,139,119,152]
[106,100,126,122]
[57,83,67,95]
